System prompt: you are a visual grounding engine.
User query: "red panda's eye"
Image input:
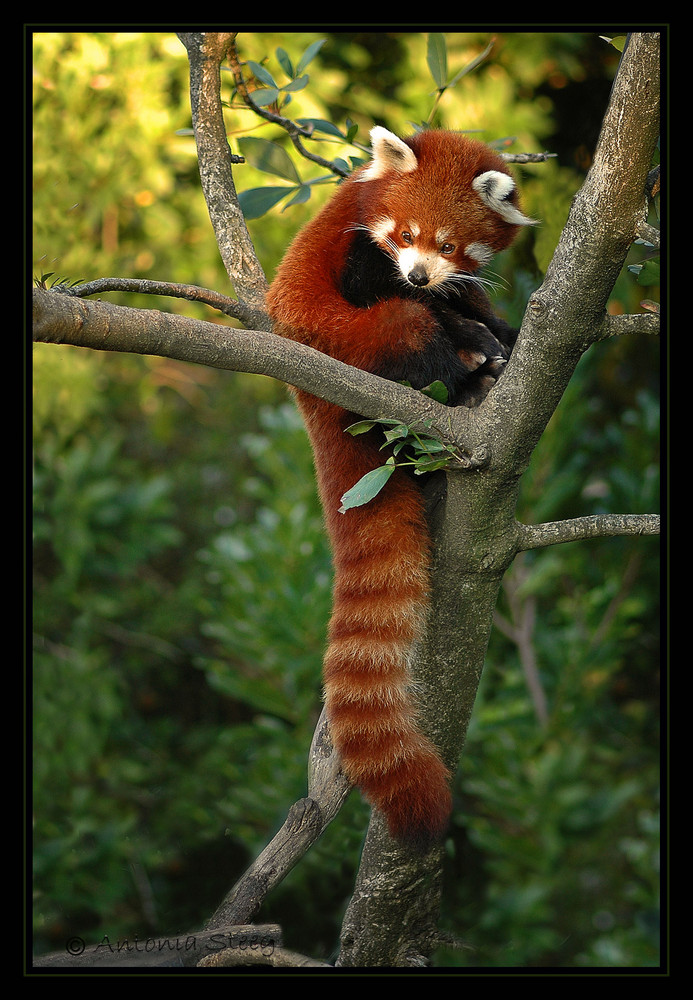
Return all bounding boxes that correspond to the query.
[440,243,455,255]
[401,231,413,244]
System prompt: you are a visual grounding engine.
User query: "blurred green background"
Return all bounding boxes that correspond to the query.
[32,30,660,968]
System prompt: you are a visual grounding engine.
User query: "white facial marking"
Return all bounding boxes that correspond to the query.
[465,242,494,266]
[368,216,396,242]
[396,246,457,287]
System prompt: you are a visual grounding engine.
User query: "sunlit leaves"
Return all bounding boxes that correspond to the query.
[236,134,337,218]
[426,33,449,90]
[236,136,317,217]
[243,38,326,108]
[426,32,495,96]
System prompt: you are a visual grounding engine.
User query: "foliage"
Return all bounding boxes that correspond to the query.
[339,393,464,512]
[32,32,228,309]
[32,30,659,968]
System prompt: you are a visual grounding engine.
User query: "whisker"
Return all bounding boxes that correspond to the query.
[427,272,500,298]
[341,226,511,300]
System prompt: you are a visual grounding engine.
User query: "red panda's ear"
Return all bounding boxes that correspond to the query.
[356,126,418,182]
[472,170,538,226]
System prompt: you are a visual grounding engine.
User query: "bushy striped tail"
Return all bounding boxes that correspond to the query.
[300,394,452,846]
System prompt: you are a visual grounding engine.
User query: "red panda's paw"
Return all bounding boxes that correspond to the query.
[453,321,513,406]
[455,321,510,373]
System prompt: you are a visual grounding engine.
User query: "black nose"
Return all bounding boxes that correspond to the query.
[407,267,429,287]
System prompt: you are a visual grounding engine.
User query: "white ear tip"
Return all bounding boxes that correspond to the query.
[473,170,537,226]
[370,125,394,142]
[357,126,418,181]
[474,170,516,200]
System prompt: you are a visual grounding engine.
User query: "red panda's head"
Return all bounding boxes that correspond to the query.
[355,127,536,291]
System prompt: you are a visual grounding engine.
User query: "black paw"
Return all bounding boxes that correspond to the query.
[453,321,511,406]
[455,321,510,371]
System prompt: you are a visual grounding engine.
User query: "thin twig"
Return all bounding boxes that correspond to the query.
[227,36,349,178]
[494,558,549,727]
[51,276,255,325]
[206,710,350,930]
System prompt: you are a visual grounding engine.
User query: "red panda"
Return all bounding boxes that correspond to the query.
[266,127,535,846]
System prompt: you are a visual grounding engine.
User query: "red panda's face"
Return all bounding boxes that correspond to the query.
[365,214,497,291]
[356,127,536,293]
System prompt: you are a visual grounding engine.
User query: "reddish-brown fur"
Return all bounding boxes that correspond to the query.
[266,129,525,845]
[296,393,450,843]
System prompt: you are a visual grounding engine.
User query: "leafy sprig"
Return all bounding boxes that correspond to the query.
[339,382,465,512]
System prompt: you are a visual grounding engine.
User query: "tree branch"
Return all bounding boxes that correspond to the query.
[488,32,660,476]
[493,559,549,727]
[32,287,483,459]
[52,276,256,326]
[205,709,350,931]
[33,281,661,552]
[197,944,332,968]
[177,32,269,325]
[33,923,287,969]
[599,310,660,340]
[516,513,660,551]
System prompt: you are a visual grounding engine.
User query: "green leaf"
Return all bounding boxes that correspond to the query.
[601,34,628,52]
[345,119,360,143]
[295,117,346,138]
[283,75,309,93]
[414,458,452,474]
[382,424,411,444]
[341,156,363,173]
[237,137,301,183]
[339,462,396,511]
[636,259,660,287]
[344,419,378,436]
[344,418,402,437]
[410,436,449,455]
[282,184,313,209]
[627,259,660,287]
[296,38,326,75]
[246,60,278,89]
[420,380,449,403]
[248,87,280,108]
[427,33,448,89]
[237,185,296,219]
[275,47,294,78]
